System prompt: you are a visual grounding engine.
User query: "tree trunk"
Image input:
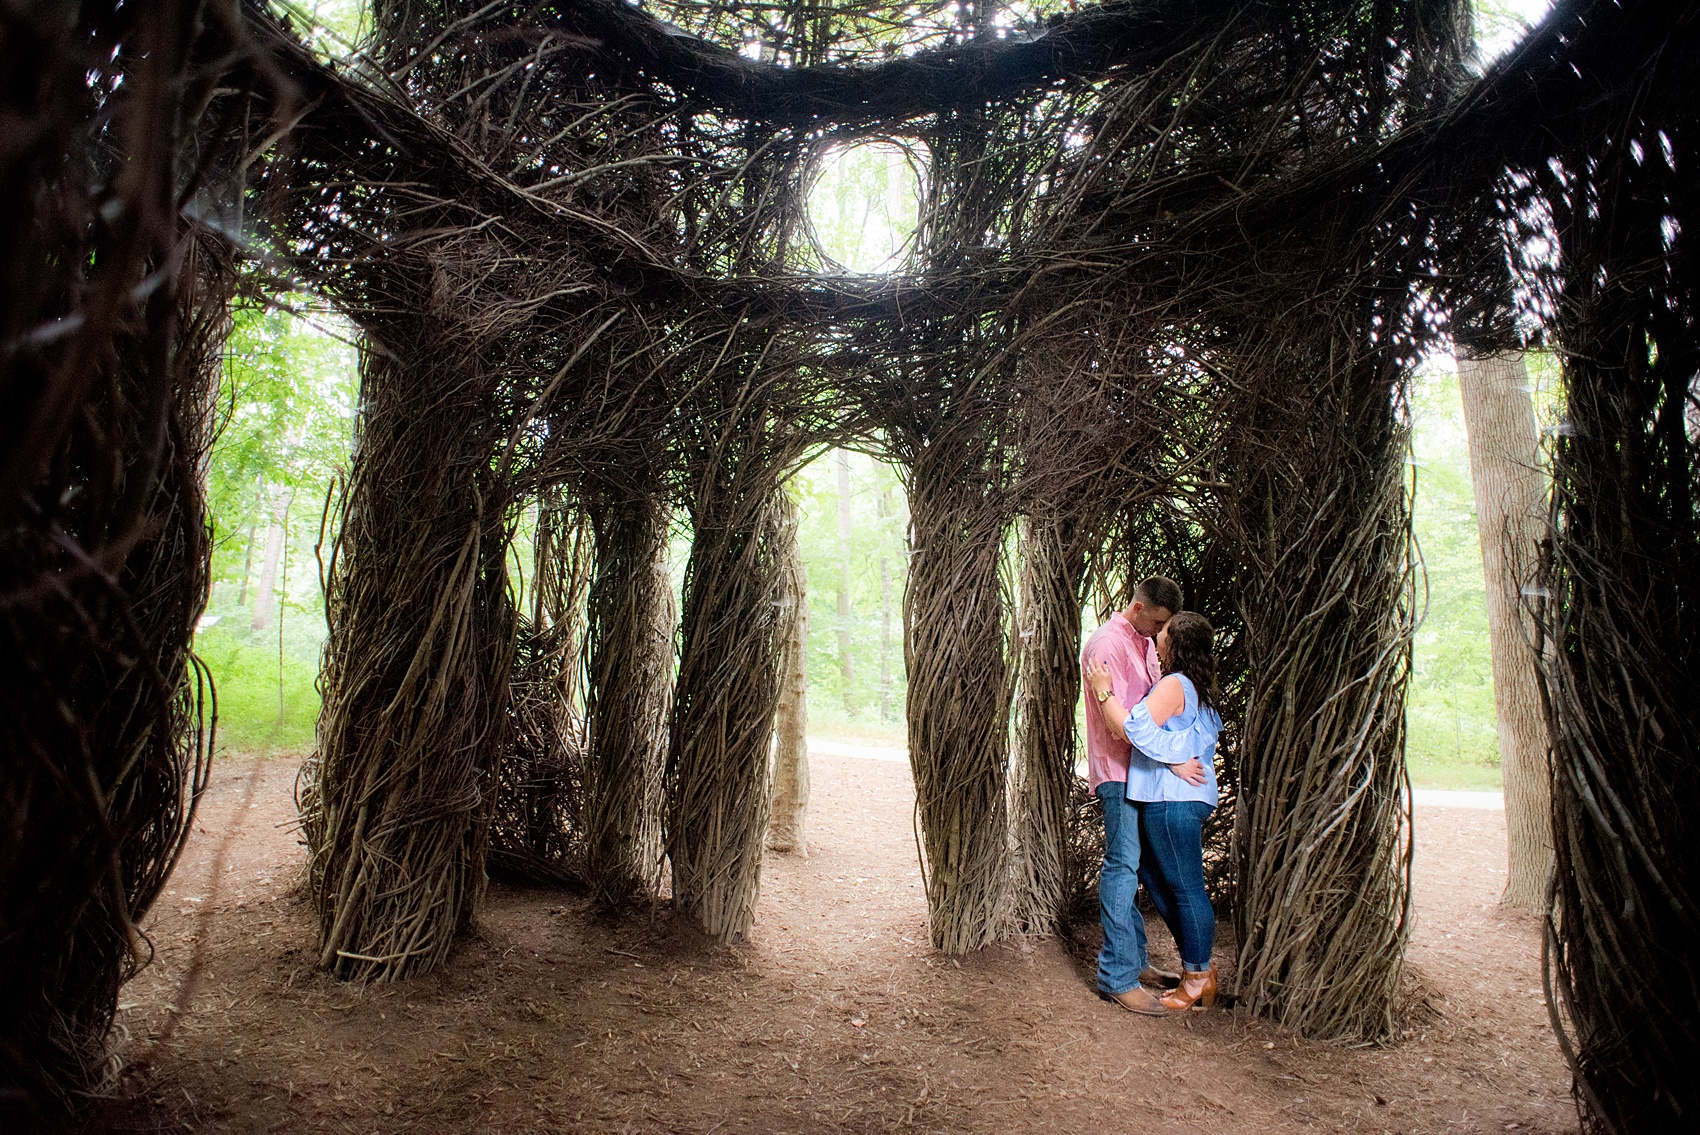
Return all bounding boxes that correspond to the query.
[769,494,809,855]
[249,484,291,632]
[237,482,262,605]
[877,487,895,723]
[835,449,855,706]
[1456,351,1552,912]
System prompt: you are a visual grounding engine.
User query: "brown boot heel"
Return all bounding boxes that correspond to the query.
[1159,965,1218,1011]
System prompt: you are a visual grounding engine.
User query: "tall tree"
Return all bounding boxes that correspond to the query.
[877,485,895,722]
[834,449,855,705]
[769,493,809,855]
[249,485,292,632]
[1456,351,1552,910]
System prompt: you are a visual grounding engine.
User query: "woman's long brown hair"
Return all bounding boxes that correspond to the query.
[1162,611,1220,714]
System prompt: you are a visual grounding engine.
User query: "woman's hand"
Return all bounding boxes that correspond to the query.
[1084,658,1114,697]
[1170,757,1207,786]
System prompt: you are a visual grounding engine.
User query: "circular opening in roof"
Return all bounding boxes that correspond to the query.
[804,140,926,274]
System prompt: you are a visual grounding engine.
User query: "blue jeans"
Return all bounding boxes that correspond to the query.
[1139,800,1216,971]
[1096,782,1148,994]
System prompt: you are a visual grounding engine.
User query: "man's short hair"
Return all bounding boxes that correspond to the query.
[1134,576,1183,615]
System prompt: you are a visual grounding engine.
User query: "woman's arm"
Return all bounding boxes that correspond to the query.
[1084,658,1130,735]
[1122,703,1207,785]
[1144,675,1185,726]
[1086,662,1205,786]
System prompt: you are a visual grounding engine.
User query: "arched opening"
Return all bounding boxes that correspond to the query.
[803,140,927,274]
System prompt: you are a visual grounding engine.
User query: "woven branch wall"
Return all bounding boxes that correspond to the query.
[7,0,1698,1118]
[0,0,287,1112]
[240,0,1495,1024]
[1508,3,1700,1128]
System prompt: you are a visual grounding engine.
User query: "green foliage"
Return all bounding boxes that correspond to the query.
[804,142,925,274]
[791,450,909,746]
[199,302,358,755]
[1473,0,1552,62]
[195,614,326,754]
[1406,361,1501,790]
[208,303,356,564]
[273,0,370,55]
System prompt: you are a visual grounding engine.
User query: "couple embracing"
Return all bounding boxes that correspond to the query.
[1081,576,1222,1017]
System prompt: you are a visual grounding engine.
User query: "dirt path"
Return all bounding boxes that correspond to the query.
[95,752,1578,1134]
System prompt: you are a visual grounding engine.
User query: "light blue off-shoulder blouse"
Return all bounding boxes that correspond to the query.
[1122,673,1221,807]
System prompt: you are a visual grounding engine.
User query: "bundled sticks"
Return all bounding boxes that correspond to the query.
[1507,2,1700,1127]
[304,332,519,981]
[13,0,1698,1116]
[0,1,291,1113]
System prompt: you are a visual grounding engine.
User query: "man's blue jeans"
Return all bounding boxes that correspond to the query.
[1139,800,1216,971]
[1096,781,1148,994]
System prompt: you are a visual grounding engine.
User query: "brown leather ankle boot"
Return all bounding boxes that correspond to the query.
[1159,965,1217,1011]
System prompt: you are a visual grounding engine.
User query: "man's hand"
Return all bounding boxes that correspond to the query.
[1170,758,1206,786]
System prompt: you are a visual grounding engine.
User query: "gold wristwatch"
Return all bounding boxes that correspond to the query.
[1096,687,1110,703]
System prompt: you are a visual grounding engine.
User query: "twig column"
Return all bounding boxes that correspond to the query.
[582,489,673,905]
[1534,74,1700,1128]
[1010,511,1089,929]
[1224,335,1416,1043]
[306,331,516,982]
[668,479,792,940]
[903,440,1015,951]
[0,2,238,1106]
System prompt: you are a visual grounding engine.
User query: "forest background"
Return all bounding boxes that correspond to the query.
[199,0,1553,793]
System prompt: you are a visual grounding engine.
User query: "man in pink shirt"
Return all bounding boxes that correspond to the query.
[1081,576,1182,1015]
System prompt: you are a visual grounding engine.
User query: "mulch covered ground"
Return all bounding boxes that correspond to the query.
[91,751,1577,1134]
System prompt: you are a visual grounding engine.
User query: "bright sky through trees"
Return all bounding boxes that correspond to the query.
[1477,0,1554,59]
[805,141,925,273]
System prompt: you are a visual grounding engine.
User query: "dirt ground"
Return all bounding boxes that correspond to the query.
[88,751,1579,1134]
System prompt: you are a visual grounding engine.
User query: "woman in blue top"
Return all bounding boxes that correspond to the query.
[1085,611,1224,1012]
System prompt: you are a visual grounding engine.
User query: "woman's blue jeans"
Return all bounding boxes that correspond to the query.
[1138,800,1216,971]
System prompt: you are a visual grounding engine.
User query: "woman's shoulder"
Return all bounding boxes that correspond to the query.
[1145,674,1187,722]
[1163,672,1199,707]
[1150,673,1187,700]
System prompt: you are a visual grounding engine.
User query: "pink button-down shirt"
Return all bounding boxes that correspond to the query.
[1081,611,1162,791]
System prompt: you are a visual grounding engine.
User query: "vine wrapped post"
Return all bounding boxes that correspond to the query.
[903,439,1015,952]
[305,328,517,982]
[668,477,794,940]
[1224,328,1416,1043]
[582,487,673,904]
[1532,49,1700,1126]
[1011,511,1090,929]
